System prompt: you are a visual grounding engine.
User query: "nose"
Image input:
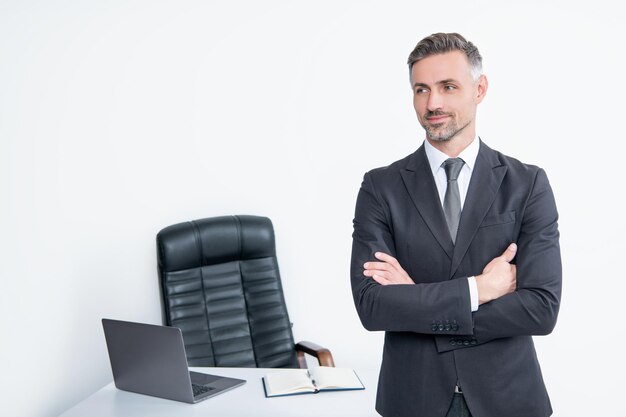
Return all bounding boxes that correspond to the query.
[426,90,443,112]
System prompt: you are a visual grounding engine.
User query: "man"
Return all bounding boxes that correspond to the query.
[350,33,561,417]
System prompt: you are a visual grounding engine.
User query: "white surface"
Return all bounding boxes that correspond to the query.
[1,1,624,416]
[59,367,380,417]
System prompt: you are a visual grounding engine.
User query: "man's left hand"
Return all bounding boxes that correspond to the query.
[363,252,415,285]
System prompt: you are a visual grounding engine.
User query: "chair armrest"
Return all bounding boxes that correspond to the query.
[295,341,335,368]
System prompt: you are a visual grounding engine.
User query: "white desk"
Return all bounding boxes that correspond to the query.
[60,367,381,417]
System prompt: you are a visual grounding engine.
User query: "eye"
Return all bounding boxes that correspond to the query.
[443,84,457,91]
[415,87,429,94]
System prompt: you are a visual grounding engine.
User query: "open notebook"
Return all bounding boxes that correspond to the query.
[262,366,364,398]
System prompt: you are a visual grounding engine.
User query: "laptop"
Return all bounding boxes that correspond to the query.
[102,318,246,403]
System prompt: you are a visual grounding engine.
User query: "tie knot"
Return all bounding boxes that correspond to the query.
[442,158,464,182]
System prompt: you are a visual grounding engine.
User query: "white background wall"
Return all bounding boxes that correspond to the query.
[1,1,624,416]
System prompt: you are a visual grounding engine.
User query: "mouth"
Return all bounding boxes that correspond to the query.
[425,115,450,124]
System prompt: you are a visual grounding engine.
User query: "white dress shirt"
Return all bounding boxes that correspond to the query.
[423,138,480,312]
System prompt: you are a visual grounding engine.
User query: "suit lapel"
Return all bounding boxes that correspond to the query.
[400,146,454,260]
[449,141,507,277]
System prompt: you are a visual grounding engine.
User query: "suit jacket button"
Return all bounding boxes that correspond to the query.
[470,339,477,345]
[463,340,470,346]
[438,324,445,331]
[449,339,456,346]
[445,324,451,331]
[452,324,459,331]
[432,324,438,331]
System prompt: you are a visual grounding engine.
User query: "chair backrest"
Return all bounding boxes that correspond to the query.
[156,215,299,368]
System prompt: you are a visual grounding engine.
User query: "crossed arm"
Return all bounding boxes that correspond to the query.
[364,244,518,306]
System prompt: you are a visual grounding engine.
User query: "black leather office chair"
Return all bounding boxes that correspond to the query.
[156,215,334,369]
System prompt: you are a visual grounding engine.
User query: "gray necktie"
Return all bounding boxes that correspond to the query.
[442,158,465,244]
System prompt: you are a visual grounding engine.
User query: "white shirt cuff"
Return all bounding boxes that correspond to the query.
[468,276,479,312]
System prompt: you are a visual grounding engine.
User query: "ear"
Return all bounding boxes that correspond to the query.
[475,74,488,104]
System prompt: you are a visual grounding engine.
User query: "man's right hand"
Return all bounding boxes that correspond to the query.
[476,243,517,305]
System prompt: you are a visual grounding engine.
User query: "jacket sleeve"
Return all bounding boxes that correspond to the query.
[350,171,474,336]
[437,168,562,352]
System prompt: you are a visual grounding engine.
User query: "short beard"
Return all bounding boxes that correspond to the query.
[424,118,471,142]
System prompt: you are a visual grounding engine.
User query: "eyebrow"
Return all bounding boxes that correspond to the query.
[412,79,459,89]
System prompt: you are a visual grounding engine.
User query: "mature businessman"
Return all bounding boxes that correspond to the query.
[350,33,561,417]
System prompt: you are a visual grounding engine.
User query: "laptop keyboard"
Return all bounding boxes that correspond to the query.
[192,384,215,397]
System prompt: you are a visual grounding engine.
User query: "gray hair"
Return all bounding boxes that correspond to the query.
[407,33,483,81]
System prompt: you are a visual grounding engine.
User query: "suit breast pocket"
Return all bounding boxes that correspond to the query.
[479,211,516,228]
[474,210,517,251]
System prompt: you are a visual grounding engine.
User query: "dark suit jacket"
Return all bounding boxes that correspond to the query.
[350,140,561,417]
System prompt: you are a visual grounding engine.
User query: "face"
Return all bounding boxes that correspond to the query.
[410,51,487,143]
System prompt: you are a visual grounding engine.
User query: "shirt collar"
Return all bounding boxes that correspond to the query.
[424,136,480,174]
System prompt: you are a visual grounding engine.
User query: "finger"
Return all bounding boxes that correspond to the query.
[363,269,391,278]
[374,252,403,270]
[364,261,395,272]
[371,273,390,286]
[500,243,517,263]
